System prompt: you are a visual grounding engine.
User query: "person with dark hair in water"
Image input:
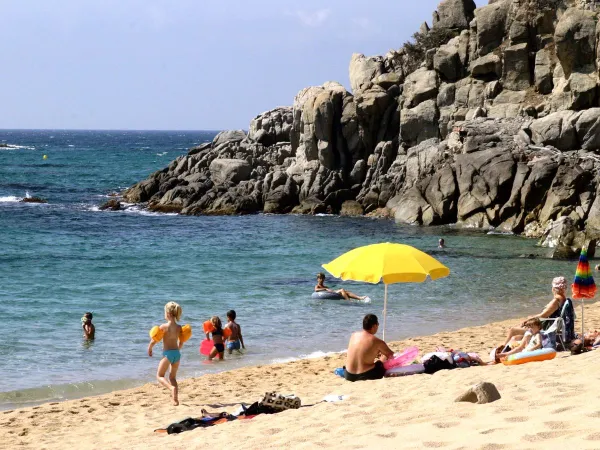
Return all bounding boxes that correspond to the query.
[82,312,95,340]
[315,272,367,300]
[343,314,394,382]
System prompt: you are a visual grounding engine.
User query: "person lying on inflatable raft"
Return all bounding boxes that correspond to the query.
[343,314,394,381]
[314,273,368,301]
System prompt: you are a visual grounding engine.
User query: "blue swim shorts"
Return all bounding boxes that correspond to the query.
[226,340,241,351]
[163,349,181,364]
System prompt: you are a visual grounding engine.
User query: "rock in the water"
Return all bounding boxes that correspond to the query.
[99,199,121,211]
[21,197,48,204]
[340,200,364,216]
[455,382,501,404]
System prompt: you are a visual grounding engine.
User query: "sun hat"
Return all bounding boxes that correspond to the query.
[552,276,567,291]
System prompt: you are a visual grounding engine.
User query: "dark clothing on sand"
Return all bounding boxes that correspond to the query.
[343,361,385,382]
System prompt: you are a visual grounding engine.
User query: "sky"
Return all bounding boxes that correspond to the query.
[0,0,487,130]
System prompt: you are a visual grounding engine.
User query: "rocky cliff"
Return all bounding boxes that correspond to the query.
[123,0,600,258]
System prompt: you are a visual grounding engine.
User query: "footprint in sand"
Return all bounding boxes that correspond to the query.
[433,422,459,429]
[504,416,529,423]
[552,406,574,414]
[422,441,448,448]
[480,428,502,435]
[543,421,567,430]
[585,432,600,440]
[523,431,568,441]
[589,411,600,418]
[376,432,397,438]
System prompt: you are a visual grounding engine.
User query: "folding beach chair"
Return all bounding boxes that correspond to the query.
[540,317,566,350]
[540,299,574,350]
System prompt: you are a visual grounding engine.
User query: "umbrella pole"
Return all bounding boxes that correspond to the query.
[582,299,585,339]
[383,284,388,341]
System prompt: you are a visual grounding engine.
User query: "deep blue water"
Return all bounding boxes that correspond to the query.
[0,130,575,409]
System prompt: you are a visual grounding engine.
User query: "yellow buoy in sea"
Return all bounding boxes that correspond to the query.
[43,155,48,159]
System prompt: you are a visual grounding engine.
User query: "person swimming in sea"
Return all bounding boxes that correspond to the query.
[81,312,95,340]
[315,272,367,300]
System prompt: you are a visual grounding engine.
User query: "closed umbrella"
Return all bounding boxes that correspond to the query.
[322,242,450,339]
[571,247,597,338]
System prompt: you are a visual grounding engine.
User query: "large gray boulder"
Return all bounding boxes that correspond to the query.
[470,54,502,79]
[554,8,596,78]
[455,147,515,222]
[535,48,554,95]
[209,159,252,185]
[349,53,384,93]
[502,43,530,91]
[575,108,600,151]
[530,110,578,151]
[474,1,510,57]
[291,82,353,172]
[400,100,440,146]
[434,41,462,82]
[213,130,247,146]
[249,107,293,146]
[403,68,439,108]
[433,0,476,31]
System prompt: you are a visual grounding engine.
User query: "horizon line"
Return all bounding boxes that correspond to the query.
[0,128,230,133]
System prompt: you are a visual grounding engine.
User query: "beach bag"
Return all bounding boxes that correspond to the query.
[260,392,301,411]
[423,355,455,374]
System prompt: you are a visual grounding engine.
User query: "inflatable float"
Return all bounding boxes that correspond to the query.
[384,363,425,377]
[311,291,343,300]
[149,324,192,343]
[383,346,419,370]
[502,347,557,366]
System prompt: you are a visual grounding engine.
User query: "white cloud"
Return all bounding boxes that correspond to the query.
[291,9,331,28]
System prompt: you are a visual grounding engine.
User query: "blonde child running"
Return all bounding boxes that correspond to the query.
[148,301,184,406]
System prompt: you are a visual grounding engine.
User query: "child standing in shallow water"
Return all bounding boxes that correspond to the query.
[224,310,245,354]
[81,312,95,340]
[148,301,185,406]
[207,316,225,361]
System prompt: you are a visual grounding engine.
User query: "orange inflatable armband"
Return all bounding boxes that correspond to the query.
[149,326,164,343]
[203,320,215,334]
[179,324,192,343]
[223,327,232,339]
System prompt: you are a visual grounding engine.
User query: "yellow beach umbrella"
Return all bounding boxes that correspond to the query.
[322,242,450,339]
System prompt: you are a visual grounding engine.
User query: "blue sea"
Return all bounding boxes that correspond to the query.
[0,130,575,410]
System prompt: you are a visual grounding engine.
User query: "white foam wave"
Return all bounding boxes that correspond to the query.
[271,350,343,365]
[0,144,35,150]
[487,230,514,236]
[0,196,21,203]
[156,152,168,156]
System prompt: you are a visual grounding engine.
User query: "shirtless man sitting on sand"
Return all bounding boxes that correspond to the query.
[344,314,394,382]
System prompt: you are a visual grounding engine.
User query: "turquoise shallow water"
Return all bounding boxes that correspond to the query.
[0,130,576,410]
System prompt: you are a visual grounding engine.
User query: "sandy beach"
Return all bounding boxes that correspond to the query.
[4,302,600,450]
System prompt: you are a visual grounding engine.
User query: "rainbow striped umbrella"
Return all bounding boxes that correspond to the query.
[571,247,597,337]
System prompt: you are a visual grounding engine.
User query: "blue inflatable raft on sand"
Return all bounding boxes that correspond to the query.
[311,291,344,300]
